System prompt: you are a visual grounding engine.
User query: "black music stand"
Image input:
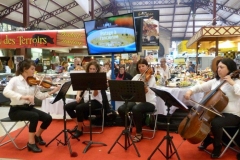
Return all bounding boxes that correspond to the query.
[107,80,146,157]
[45,81,78,157]
[70,73,108,153]
[148,87,188,160]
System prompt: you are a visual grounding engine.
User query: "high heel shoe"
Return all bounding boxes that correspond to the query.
[34,135,46,145]
[72,130,83,139]
[27,143,42,153]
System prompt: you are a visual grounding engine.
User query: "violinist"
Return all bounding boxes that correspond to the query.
[3,59,61,153]
[184,58,240,158]
[118,58,156,142]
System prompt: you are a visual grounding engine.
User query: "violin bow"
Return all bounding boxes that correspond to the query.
[189,99,223,117]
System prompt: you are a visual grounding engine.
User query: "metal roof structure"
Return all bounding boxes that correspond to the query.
[0,0,240,41]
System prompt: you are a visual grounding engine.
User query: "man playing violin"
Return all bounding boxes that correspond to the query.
[118,58,156,142]
[184,58,240,158]
[3,59,61,153]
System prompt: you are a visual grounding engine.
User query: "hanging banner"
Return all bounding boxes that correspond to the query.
[134,10,159,47]
[0,29,86,48]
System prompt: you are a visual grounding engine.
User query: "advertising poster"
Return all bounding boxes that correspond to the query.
[0,29,86,48]
[134,10,160,47]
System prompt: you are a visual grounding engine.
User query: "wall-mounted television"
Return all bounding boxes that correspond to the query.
[84,13,137,55]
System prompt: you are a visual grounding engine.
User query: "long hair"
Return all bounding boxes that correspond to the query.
[215,58,237,80]
[85,60,100,73]
[136,58,149,73]
[16,59,36,76]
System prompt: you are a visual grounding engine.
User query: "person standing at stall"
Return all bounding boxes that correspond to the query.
[118,58,156,142]
[159,57,171,79]
[68,57,82,72]
[184,58,240,158]
[3,59,61,153]
[127,54,138,77]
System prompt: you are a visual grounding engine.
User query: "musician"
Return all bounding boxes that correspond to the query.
[3,59,61,153]
[118,58,156,142]
[115,64,133,80]
[64,60,102,139]
[184,58,240,158]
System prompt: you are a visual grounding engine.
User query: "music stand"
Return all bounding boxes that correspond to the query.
[70,73,107,153]
[45,81,78,157]
[148,87,188,160]
[107,80,146,157]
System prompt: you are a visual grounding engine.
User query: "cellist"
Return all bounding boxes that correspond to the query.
[184,58,240,158]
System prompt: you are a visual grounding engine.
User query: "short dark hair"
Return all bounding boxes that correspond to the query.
[215,58,237,80]
[16,59,36,76]
[136,58,149,73]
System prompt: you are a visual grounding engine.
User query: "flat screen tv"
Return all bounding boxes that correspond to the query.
[84,13,137,55]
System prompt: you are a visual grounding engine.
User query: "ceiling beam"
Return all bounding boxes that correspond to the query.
[56,2,119,29]
[0,1,23,21]
[29,1,79,27]
[170,1,177,40]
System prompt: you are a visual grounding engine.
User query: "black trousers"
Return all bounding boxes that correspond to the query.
[211,113,240,146]
[64,99,102,122]
[9,106,52,133]
[118,102,155,133]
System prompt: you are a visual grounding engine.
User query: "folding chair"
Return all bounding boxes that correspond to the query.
[83,90,108,134]
[219,124,240,158]
[129,109,158,139]
[0,117,29,150]
[83,107,105,134]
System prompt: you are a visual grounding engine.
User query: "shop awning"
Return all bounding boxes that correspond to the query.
[187,26,240,49]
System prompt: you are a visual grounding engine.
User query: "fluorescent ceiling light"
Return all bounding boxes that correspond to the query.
[75,0,89,14]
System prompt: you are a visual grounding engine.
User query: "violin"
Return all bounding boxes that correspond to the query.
[27,76,58,88]
[139,67,153,82]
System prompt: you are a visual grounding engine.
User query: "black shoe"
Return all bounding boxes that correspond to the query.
[27,143,42,153]
[237,153,240,160]
[72,130,83,139]
[198,136,213,150]
[211,145,222,158]
[34,135,46,145]
[69,125,78,133]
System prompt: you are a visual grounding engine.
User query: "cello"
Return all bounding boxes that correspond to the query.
[178,70,240,144]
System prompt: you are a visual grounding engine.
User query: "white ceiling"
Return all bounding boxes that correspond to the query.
[0,0,239,41]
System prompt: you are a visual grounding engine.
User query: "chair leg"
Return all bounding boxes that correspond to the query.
[143,114,158,139]
[0,121,29,150]
[83,109,104,134]
[219,128,240,158]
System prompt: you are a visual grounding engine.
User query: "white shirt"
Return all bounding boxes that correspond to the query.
[132,74,157,106]
[83,90,102,104]
[3,75,51,106]
[159,65,171,79]
[190,78,240,117]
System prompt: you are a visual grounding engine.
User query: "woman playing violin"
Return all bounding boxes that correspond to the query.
[118,58,156,142]
[184,58,240,158]
[3,59,61,153]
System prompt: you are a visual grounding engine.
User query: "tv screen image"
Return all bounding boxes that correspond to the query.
[84,13,137,55]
